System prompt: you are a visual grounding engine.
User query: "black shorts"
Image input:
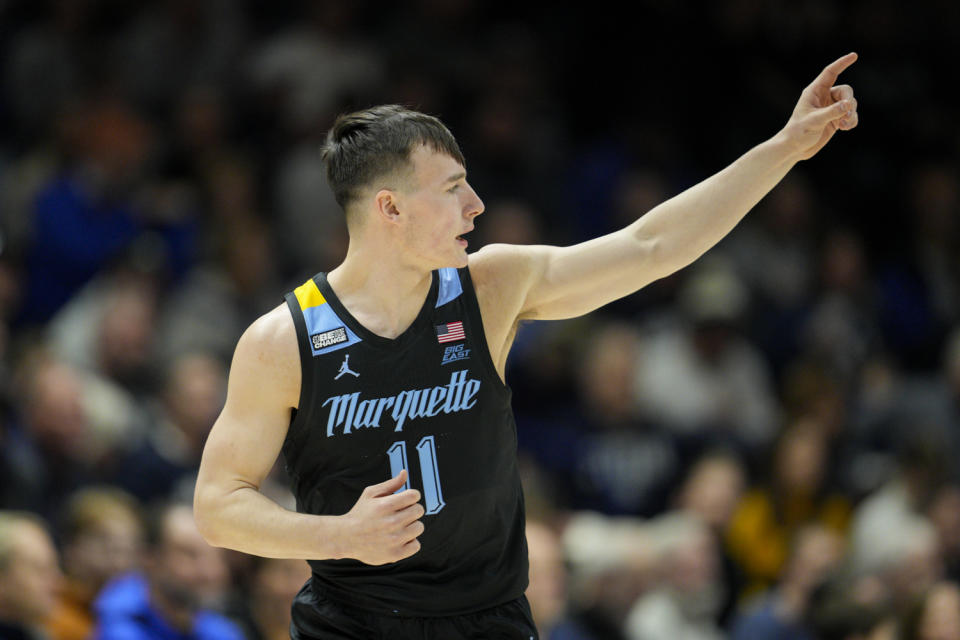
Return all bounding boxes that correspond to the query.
[289,580,539,640]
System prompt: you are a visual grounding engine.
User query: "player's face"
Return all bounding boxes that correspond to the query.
[399,145,484,269]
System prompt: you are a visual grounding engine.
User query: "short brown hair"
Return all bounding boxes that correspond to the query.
[60,486,142,544]
[321,105,465,214]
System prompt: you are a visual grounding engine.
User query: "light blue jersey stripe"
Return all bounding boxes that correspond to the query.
[435,268,463,307]
[303,303,362,355]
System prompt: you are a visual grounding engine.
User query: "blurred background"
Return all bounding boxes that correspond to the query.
[0,0,958,639]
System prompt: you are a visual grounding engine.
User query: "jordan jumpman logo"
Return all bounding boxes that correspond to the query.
[334,354,360,380]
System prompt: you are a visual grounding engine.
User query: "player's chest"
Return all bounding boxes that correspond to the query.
[309,336,485,440]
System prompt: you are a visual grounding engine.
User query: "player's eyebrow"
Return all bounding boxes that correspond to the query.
[444,171,466,184]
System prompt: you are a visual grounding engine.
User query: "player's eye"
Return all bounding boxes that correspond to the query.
[448,184,460,193]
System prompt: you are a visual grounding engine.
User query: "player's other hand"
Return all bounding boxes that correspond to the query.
[340,469,425,565]
[780,52,859,161]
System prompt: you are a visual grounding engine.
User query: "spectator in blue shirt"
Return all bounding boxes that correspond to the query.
[93,502,242,640]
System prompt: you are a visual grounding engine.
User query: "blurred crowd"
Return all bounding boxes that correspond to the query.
[1,1,958,639]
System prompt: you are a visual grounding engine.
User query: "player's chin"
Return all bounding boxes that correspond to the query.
[451,243,469,267]
[451,251,469,268]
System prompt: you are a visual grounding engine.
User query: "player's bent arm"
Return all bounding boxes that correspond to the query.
[194,305,426,565]
[193,305,342,559]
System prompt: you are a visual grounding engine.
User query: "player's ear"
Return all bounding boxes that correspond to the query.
[375,189,401,224]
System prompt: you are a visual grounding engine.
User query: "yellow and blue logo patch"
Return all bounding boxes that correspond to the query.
[294,278,361,356]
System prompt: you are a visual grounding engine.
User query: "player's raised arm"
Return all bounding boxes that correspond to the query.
[471,54,859,324]
[193,306,425,565]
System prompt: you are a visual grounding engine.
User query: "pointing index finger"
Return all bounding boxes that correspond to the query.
[811,52,858,90]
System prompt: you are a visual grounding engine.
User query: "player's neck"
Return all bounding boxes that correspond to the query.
[326,241,433,339]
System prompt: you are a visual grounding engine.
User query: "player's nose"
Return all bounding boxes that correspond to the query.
[465,184,484,218]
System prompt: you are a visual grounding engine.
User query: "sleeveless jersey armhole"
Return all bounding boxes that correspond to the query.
[460,265,510,393]
[283,291,316,435]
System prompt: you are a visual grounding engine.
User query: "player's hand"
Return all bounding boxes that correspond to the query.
[780,52,859,161]
[339,470,425,565]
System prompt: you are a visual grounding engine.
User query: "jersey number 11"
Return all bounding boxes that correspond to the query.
[387,436,446,514]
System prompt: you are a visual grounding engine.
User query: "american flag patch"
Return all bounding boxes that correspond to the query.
[436,321,465,344]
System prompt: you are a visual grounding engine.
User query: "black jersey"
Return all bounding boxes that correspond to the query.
[281,266,528,617]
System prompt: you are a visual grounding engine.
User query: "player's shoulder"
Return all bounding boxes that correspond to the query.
[245,303,297,346]
[233,303,299,375]
[222,304,301,409]
[469,243,540,279]
[468,243,549,298]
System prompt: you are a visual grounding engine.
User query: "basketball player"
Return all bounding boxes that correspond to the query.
[194,53,859,638]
